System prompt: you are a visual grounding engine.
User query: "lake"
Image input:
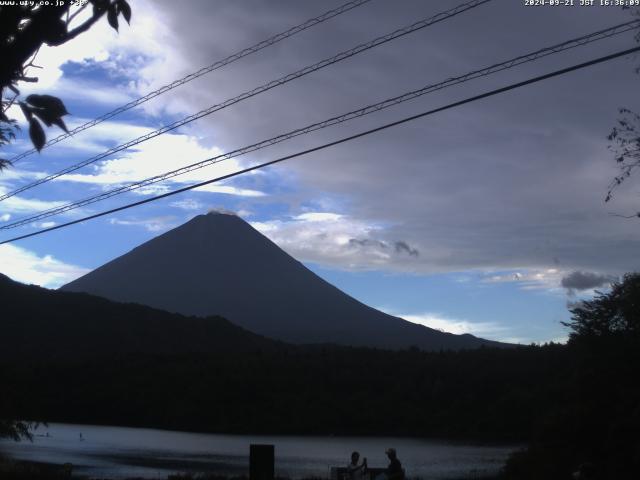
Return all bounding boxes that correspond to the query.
[0,423,519,479]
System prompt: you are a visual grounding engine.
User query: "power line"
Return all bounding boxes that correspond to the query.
[2,45,638,246]
[2,19,638,229]
[0,0,492,202]
[7,0,374,164]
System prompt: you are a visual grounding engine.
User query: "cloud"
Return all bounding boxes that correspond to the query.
[482,269,565,292]
[129,0,638,278]
[295,212,344,222]
[251,212,424,271]
[0,244,88,288]
[561,270,616,295]
[193,184,266,197]
[349,238,388,249]
[49,130,266,198]
[33,221,57,229]
[381,309,511,341]
[108,216,177,232]
[170,199,205,211]
[6,0,635,288]
[0,186,67,215]
[16,0,174,92]
[394,241,419,257]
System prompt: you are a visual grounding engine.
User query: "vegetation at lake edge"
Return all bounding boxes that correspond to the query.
[1,274,639,479]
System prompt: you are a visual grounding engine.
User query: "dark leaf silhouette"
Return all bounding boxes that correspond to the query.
[118,0,132,24]
[0,0,132,159]
[26,94,69,118]
[41,18,68,46]
[107,4,119,31]
[92,0,110,15]
[51,117,69,133]
[28,118,46,152]
[18,102,33,121]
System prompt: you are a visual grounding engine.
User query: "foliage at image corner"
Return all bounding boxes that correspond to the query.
[0,419,39,442]
[500,272,640,480]
[0,0,132,171]
[0,0,132,442]
[606,7,640,217]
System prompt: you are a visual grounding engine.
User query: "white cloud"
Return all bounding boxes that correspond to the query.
[33,221,57,229]
[0,185,67,215]
[193,184,266,197]
[482,268,566,292]
[0,214,10,222]
[108,215,177,232]
[295,212,344,222]
[0,169,45,184]
[383,310,511,342]
[20,77,135,108]
[169,198,205,211]
[47,119,154,154]
[16,0,172,92]
[0,244,88,288]
[250,211,424,271]
[54,132,257,192]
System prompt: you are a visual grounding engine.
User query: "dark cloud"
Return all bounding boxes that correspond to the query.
[394,241,419,257]
[561,271,615,295]
[349,238,388,249]
[144,0,640,275]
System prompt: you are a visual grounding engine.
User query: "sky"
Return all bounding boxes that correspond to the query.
[1,0,639,344]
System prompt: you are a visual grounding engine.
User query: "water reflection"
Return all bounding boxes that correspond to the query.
[0,423,517,479]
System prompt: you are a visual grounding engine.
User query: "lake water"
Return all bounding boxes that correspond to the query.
[0,423,519,479]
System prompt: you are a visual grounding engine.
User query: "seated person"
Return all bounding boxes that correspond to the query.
[347,451,368,480]
[385,448,404,480]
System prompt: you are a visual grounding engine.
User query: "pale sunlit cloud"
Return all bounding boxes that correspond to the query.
[0,244,88,288]
[382,309,513,342]
[56,133,242,186]
[108,215,178,232]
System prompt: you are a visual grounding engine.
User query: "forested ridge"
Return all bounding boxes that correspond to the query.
[1,273,639,479]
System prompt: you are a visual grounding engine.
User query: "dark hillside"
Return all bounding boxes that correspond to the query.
[0,273,279,361]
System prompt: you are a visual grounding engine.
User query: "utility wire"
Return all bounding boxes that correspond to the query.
[0,0,492,202]
[2,19,638,229]
[2,45,638,246]
[7,0,374,164]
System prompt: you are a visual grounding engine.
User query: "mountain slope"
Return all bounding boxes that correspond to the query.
[62,212,505,350]
[0,273,278,360]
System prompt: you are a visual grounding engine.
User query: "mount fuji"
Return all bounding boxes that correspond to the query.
[61,211,506,350]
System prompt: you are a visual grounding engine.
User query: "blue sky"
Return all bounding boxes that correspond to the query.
[1,0,639,344]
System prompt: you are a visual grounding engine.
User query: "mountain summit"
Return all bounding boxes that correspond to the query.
[62,212,504,350]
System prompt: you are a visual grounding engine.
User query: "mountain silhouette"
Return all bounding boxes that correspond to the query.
[0,272,278,360]
[62,211,506,350]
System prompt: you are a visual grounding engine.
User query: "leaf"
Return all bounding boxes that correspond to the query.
[41,17,67,45]
[31,109,54,127]
[118,0,131,24]
[0,159,11,171]
[18,102,33,121]
[51,117,69,133]
[28,118,46,151]
[26,94,69,117]
[91,0,109,15]
[107,3,119,31]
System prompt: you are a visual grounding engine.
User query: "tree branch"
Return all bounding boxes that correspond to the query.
[57,4,110,44]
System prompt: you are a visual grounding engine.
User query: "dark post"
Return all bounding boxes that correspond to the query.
[250,444,274,480]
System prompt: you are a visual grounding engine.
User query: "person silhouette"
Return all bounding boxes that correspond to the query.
[385,448,404,480]
[347,451,368,480]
